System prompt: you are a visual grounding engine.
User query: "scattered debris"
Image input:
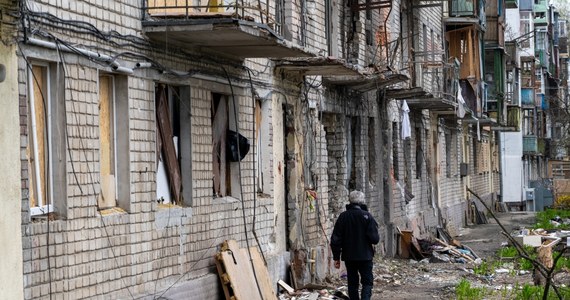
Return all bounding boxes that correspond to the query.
[511,226,566,249]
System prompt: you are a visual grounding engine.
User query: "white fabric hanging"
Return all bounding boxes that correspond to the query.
[401,100,411,139]
[457,85,466,118]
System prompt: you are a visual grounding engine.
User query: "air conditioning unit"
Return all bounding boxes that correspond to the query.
[524,188,535,211]
[523,188,535,201]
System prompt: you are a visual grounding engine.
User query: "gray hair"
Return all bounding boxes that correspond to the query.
[349,191,365,205]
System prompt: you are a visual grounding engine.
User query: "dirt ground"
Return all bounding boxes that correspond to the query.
[367,212,538,300]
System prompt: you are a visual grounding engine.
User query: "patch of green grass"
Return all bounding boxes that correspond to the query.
[534,209,570,230]
[473,260,494,275]
[514,283,543,300]
[519,256,536,271]
[456,278,486,300]
[498,246,518,258]
[513,284,570,300]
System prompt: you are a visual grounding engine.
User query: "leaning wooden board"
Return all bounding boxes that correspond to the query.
[248,246,276,299]
[215,240,276,300]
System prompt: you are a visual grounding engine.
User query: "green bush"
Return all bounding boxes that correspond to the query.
[555,195,570,209]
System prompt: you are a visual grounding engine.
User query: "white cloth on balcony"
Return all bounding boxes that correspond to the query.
[401,100,411,139]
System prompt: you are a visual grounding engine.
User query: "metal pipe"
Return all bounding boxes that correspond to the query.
[111,65,134,75]
[26,38,133,74]
[135,62,152,68]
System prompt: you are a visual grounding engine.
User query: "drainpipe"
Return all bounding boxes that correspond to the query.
[26,38,134,74]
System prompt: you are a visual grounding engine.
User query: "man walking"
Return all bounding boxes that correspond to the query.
[331,191,380,300]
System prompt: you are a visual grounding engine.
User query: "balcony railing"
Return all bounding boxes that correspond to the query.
[536,50,547,67]
[521,88,534,106]
[141,0,314,58]
[538,138,548,155]
[523,135,538,154]
[507,106,521,130]
[506,0,518,8]
[449,0,477,17]
[143,0,271,24]
[519,0,532,10]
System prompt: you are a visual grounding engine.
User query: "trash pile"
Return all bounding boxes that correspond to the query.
[398,227,480,264]
[277,282,350,300]
[510,215,570,248]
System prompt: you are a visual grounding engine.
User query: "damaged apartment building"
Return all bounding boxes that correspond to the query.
[4,0,503,298]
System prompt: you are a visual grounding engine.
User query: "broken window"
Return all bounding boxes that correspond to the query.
[415,126,423,179]
[212,93,232,198]
[368,118,377,185]
[304,110,317,189]
[445,131,452,178]
[347,117,358,190]
[472,136,478,174]
[98,74,131,210]
[392,122,399,180]
[27,63,66,216]
[403,135,412,190]
[255,100,271,194]
[156,84,191,205]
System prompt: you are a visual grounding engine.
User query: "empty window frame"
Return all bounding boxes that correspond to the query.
[27,63,66,216]
[98,74,130,210]
[348,116,358,190]
[255,100,272,194]
[392,122,399,180]
[415,126,423,179]
[445,131,452,178]
[368,117,377,185]
[403,135,412,190]
[472,136,478,174]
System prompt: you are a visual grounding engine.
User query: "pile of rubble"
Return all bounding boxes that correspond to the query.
[398,227,480,264]
[276,228,482,300]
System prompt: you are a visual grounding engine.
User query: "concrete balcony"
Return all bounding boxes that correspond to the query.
[492,105,520,131]
[444,0,486,28]
[141,1,314,58]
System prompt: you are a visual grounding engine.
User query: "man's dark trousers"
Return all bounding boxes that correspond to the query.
[345,260,373,300]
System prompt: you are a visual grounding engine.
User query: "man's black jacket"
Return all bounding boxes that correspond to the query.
[330,203,380,261]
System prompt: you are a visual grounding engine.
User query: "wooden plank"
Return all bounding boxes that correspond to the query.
[218,240,262,300]
[399,230,413,259]
[99,175,116,208]
[212,95,229,197]
[215,253,234,300]
[156,85,182,204]
[278,280,294,294]
[30,65,48,208]
[467,28,474,78]
[98,75,116,208]
[249,247,276,299]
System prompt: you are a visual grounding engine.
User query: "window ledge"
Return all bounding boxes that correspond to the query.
[157,203,183,210]
[213,196,240,205]
[99,207,128,216]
